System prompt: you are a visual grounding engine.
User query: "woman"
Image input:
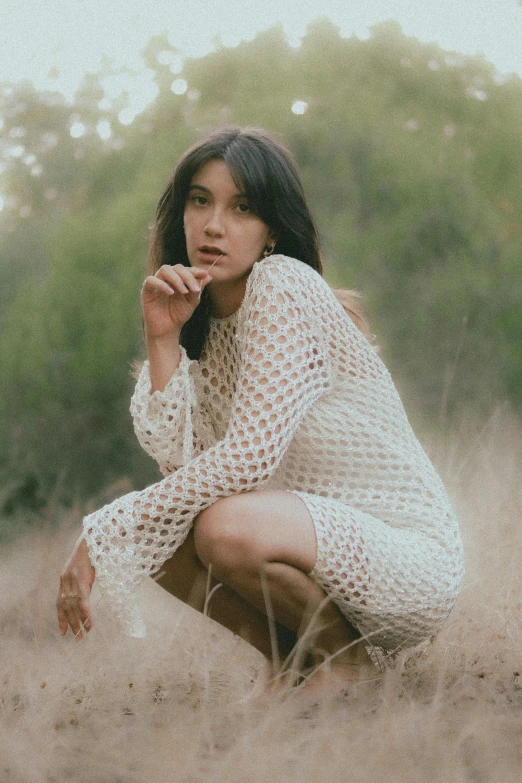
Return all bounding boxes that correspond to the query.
[57,126,465,691]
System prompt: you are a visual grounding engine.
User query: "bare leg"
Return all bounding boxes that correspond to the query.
[193,491,378,687]
[155,528,297,661]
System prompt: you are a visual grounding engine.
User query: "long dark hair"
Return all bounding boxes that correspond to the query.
[147,126,369,359]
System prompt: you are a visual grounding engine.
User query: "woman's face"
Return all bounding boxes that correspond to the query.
[183,159,275,283]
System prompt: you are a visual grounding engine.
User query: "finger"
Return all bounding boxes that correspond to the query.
[192,268,211,279]
[174,266,204,293]
[198,271,213,288]
[63,595,83,639]
[164,266,213,295]
[71,574,94,637]
[194,270,213,290]
[191,267,214,286]
[59,594,77,638]
[59,575,74,636]
[78,585,94,632]
[155,266,192,294]
[186,267,213,290]
[174,264,209,280]
[69,589,90,640]
[142,276,175,297]
[58,578,66,631]
[78,605,93,635]
[57,595,69,636]
[70,604,85,641]
[61,575,85,639]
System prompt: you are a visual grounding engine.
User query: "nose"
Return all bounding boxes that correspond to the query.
[204,207,225,236]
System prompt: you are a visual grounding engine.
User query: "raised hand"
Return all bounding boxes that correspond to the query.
[141,264,213,341]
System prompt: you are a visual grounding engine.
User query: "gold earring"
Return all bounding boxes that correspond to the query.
[263,242,276,258]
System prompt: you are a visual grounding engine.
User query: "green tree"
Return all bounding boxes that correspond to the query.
[0,21,521,525]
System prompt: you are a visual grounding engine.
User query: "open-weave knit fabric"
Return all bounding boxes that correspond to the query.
[83,255,464,647]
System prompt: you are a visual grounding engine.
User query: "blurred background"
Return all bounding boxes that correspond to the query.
[1,1,521,538]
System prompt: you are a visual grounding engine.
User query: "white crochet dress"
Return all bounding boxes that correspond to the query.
[83,255,465,650]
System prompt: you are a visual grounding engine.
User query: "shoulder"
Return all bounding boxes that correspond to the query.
[249,254,327,300]
[238,255,333,338]
[254,254,321,281]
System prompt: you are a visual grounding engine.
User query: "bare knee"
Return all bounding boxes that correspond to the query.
[194,496,261,576]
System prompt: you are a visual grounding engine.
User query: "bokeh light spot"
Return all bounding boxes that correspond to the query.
[291,100,308,115]
[118,108,136,126]
[171,79,188,95]
[70,122,86,139]
[466,86,487,101]
[158,51,183,74]
[9,126,26,138]
[96,120,112,140]
[169,58,183,75]
[40,132,59,151]
[10,145,25,158]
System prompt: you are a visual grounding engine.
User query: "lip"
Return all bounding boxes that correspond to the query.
[198,245,226,257]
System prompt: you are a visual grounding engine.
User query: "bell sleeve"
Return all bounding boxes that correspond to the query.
[130,347,217,475]
[82,260,332,636]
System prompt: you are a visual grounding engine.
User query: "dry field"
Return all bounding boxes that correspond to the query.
[1,404,521,782]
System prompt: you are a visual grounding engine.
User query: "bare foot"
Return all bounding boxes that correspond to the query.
[234,661,286,709]
[293,645,383,705]
[235,659,312,711]
[236,645,382,711]
[297,663,381,701]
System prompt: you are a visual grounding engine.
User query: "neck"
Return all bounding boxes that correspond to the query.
[209,276,248,319]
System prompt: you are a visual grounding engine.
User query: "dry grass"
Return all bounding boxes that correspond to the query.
[1,404,522,782]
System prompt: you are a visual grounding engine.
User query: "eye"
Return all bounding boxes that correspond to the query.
[190,194,208,206]
[236,202,251,214]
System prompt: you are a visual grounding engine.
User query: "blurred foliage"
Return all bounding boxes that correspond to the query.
[0,19,521,517]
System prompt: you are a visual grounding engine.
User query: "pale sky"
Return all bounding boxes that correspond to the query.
[1,0,521,107]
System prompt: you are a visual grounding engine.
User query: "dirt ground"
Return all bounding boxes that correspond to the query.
[1,405,521,782]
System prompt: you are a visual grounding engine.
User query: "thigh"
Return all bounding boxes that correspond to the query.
[194,490,318,574]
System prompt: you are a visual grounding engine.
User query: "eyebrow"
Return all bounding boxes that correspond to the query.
[188,183,247,198]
